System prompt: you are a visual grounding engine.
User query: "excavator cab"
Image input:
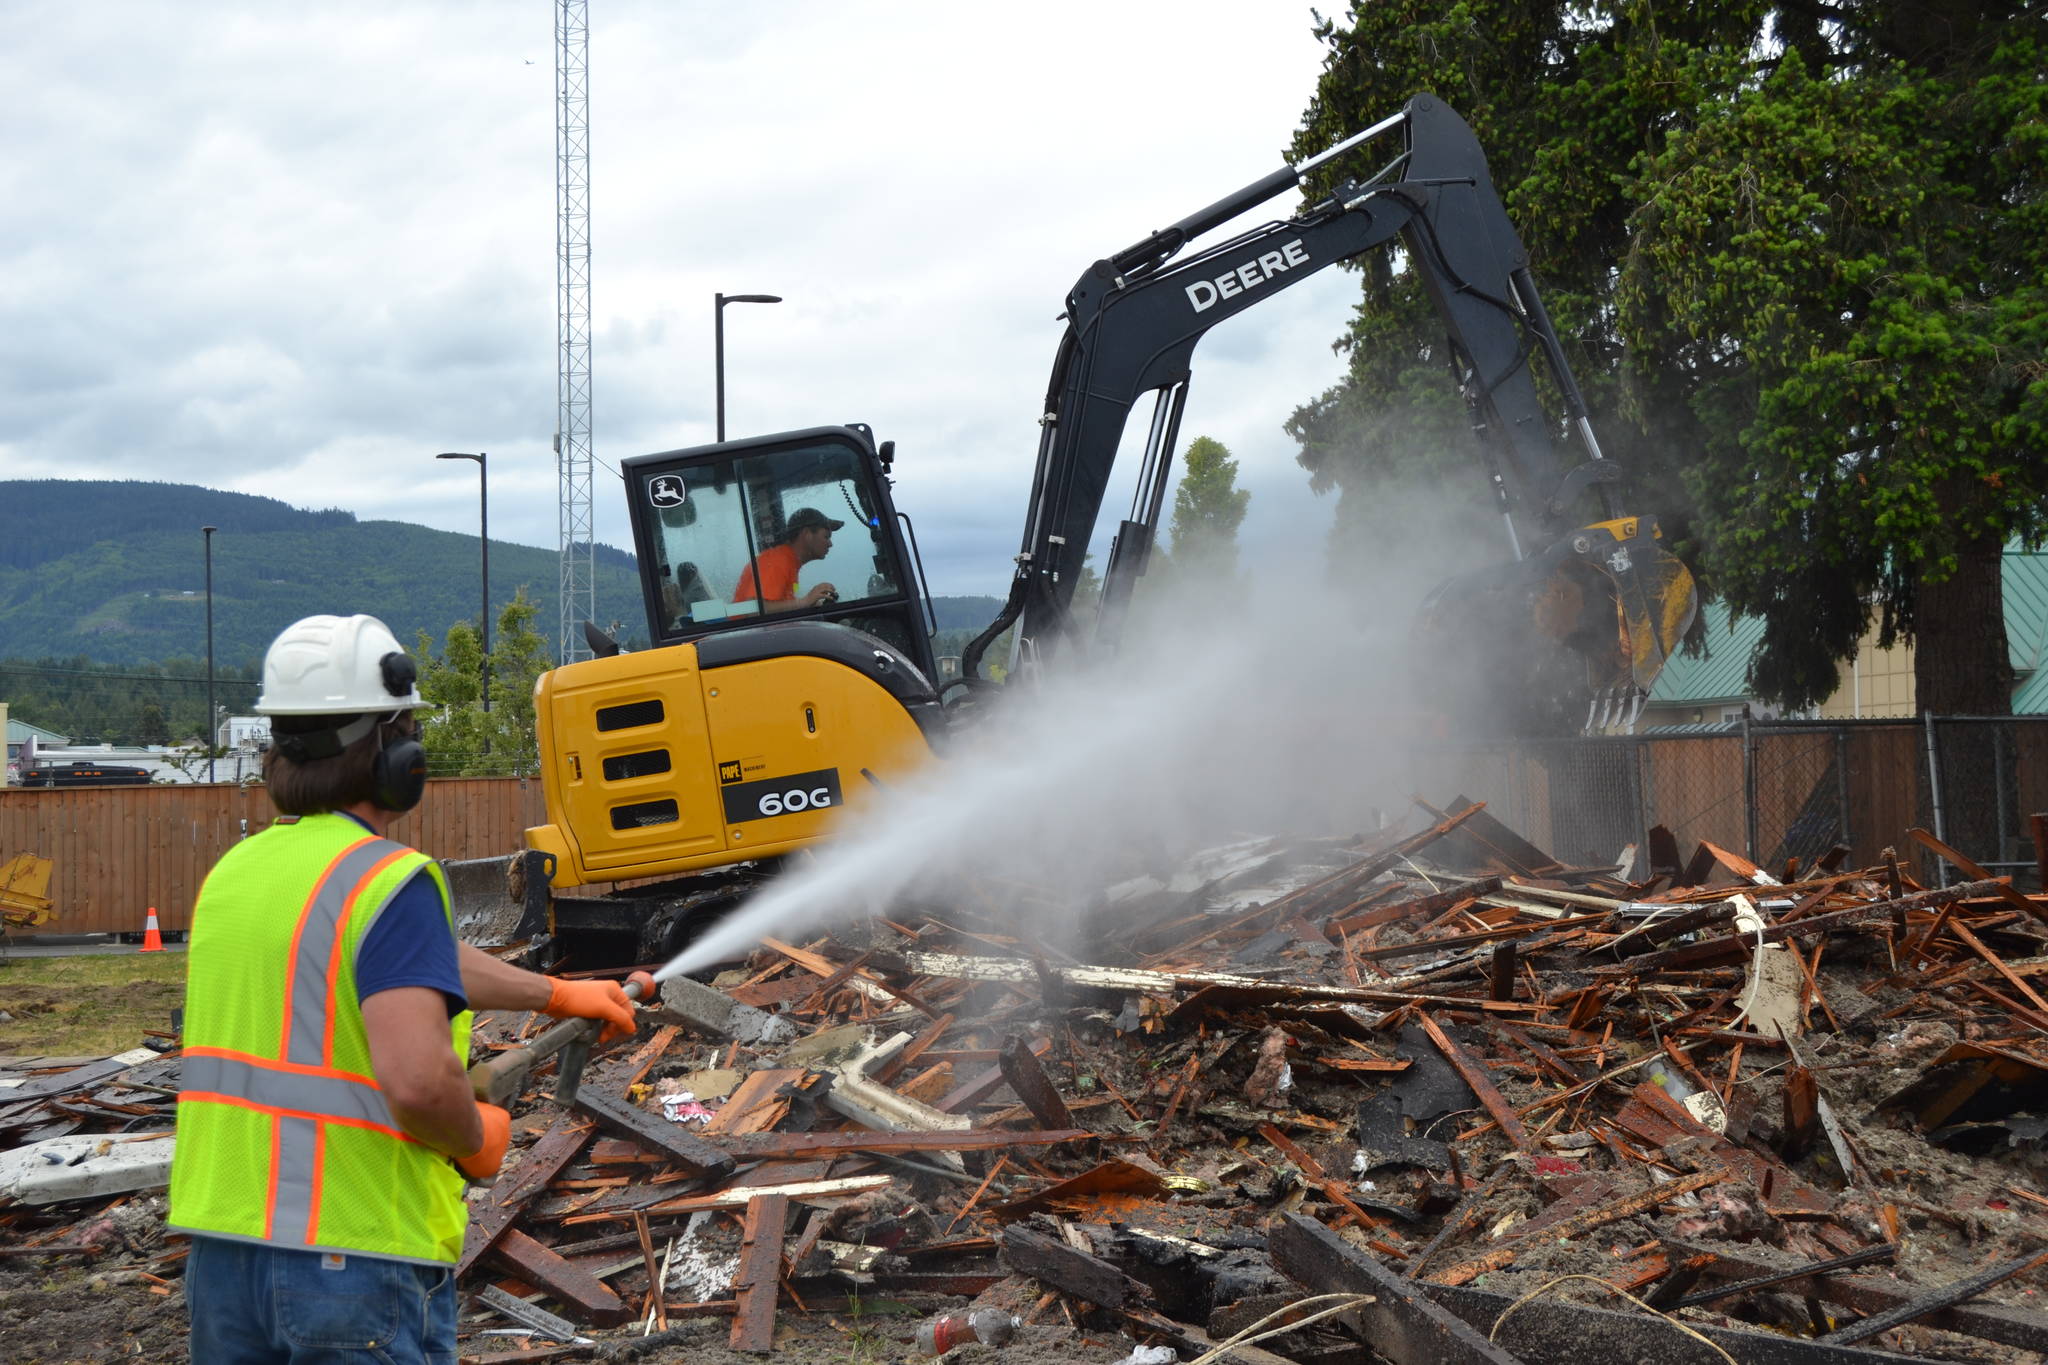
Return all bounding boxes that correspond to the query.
[625,425,940,682]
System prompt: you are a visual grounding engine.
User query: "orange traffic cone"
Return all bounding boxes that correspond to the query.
[139,907,164,953]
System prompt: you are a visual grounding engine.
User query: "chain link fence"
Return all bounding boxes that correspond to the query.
[1402,715,2048,889]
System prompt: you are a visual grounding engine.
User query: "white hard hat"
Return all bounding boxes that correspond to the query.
[256,614,429,716]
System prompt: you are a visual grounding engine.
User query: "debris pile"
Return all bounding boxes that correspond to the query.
[8,799,2048,1363]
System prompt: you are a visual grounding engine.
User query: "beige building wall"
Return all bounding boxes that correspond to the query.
[1818,623,1917,719]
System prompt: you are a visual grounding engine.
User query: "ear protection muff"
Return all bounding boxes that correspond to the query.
[371,716,428,813]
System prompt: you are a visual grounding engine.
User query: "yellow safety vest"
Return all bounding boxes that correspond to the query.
[168,812,474,1265]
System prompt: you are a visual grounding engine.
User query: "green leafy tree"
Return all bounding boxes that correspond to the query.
[1291,1,2048,716]
[416,589,553,776]
[1165,437,1251,584]
[1620,38,2048,713]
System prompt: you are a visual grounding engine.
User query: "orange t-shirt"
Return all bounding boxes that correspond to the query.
[733,543,801,603]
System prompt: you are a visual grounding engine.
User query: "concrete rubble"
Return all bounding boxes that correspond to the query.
[7,799,2048,1362]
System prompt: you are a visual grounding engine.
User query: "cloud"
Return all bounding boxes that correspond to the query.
[5,2,1358,604]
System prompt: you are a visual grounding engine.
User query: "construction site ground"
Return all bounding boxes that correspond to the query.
[7,800,2048,1364]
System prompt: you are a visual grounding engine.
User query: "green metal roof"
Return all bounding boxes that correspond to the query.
[2005,546,2048,711]
[1647,543,2048,713]
[6,717,70,745]
[1646,599,1765,705]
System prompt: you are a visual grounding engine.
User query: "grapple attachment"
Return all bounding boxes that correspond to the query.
[1417,516,1697,734]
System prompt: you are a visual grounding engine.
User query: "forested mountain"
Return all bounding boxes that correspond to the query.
[0,480,1002,742]
[0,481,646,669]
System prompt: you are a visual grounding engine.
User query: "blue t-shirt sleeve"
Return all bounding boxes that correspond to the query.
[355,869,468,1017]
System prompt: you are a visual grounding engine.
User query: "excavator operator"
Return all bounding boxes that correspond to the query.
[168,613,655,1364]
[734,505,842,612]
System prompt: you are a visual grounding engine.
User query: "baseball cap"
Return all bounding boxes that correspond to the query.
[786,507,845,534]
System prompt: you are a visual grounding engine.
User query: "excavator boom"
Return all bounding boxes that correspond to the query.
[964,94,1695,729]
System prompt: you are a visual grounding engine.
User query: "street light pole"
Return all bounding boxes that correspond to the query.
[435,453,490,714]
[202,526,217,784]
[714,292,783,441]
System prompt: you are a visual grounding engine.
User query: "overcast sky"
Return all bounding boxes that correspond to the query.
[4,3,1365,598]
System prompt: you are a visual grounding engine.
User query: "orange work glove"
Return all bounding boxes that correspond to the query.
[457,1102,511,1182]
[541,976,640,1044]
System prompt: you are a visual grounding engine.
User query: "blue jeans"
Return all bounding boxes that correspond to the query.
[185,1235,457,1364]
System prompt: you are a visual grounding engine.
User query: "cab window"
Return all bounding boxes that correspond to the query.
[641,442,904,632]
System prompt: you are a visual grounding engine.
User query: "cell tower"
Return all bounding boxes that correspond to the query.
[554,0,595,663]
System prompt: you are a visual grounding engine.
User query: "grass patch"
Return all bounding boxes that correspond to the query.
[0,952,186,1058]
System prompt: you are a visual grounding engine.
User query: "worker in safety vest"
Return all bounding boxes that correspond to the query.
[169,614,656,1363]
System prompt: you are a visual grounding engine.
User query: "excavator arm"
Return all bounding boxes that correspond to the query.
[963,94,1695,729]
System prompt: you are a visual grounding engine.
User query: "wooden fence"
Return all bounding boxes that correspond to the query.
[0,778,548,935]
[1409,717,2048,885]
[8,717,2041,935]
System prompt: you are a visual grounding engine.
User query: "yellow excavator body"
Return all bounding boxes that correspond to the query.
[526,643,935,888]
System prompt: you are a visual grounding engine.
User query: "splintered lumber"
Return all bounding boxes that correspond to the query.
[728,1193,789,1354]
[1906,826,2048,928]
[1258,1123,1394,1237]
[1268,1214,1528,1365]
[1414,1012,1528,1149]
[571,1087,735,1180]
[711,1128,1089,1160]
[1614,1082,1831,1218]
[1415,796,1561,878]
[998,1035,1074,1130]
[458,1115,592,1276]
[1431,1168,1724,1287]
[1591,880,2005,975]
[602,1175,894,1221]
[1667,1243,1899,1309]
[937,1037,1050,1114]
[998,1224,1153,1311]
[1331,876,1503,935]
[1424,1279,1923,1365]
[699,1069,806,1136]
[487,1227,631,1327]
[1819,1246,2048,1346]
[1662,1239,2048,1356]
[900,951,1545,1011]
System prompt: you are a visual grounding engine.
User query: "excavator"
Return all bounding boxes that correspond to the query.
[518,95,1696,952]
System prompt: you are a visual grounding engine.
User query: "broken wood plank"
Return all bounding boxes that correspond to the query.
[1905,827,2048,928]
[1667,1243,1898,1309]
[1431,1168,1724,1287]
[1259,1122,1392,1234]
[1269,1213,1528,1365]
[486,1227,632,1326]
[699,1069,805,1137]
[935,1037,1050,1115]
[997,1223,1152,1311]
[1819,1246,2048,1346]
[998,1034,1074,1130]
[458,1115,592,1276]
[713,1127,1090,1159]
[1415,1012,1528,1149]
[1662,1238,2048,1355]
[728,1193,789,1354]
[587,1175,894,1222]
[571,1087,736,1181]
[1424,1278,1924,1365]
[1330,877,1503,935]
[1591,880,2004,975]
